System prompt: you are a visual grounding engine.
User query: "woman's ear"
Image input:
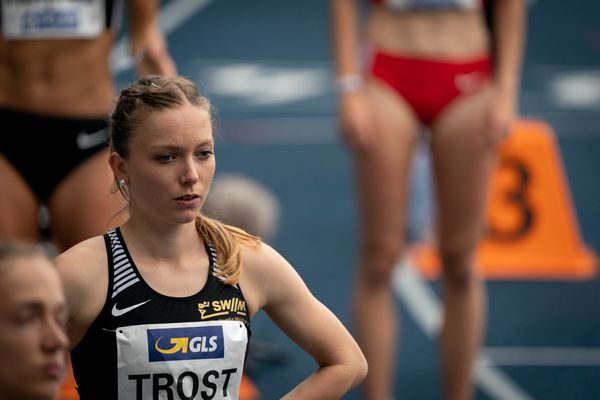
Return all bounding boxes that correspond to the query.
[108,152,127,182]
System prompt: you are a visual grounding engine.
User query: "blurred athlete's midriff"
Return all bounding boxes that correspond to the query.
[0,32,115,116]
[366,5,489,59]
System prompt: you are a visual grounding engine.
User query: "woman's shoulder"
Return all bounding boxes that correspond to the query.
[53,235,111,345]
[240,240,281,264]
[238,241,301,312]
[239,241,299,283]
[54,235,108,273]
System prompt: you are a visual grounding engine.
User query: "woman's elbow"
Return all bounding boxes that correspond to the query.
[354,352,369,386]
[346,349,368,388]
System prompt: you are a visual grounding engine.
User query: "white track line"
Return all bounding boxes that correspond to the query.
[392,260,534,400]
[111,0,214,73]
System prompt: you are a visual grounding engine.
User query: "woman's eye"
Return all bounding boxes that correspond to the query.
[15,312,36,326]
[196,150,214,159]
[157,154,175,162]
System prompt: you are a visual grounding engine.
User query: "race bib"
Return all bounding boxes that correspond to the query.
[1,0,105,39]
[117,321,248,400]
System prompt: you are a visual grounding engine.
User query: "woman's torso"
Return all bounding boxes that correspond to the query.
[366,1,490,59]
[0,0,120,116]
[71,228,251,400]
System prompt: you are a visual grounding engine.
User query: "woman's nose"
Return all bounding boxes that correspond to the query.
[181,157,200,185]
[43,317,69,351]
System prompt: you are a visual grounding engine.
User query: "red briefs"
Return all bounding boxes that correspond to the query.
[370,52,492,125]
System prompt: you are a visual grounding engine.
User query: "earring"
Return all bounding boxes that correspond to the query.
[118,178,126,188]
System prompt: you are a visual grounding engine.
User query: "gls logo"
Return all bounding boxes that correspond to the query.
[147,326,224,362]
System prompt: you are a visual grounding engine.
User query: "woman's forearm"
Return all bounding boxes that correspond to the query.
[330,0,362,78]
[492,0,526,96]
[282,361,367,399]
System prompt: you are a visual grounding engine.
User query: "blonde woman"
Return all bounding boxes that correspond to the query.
[55,75,367,399]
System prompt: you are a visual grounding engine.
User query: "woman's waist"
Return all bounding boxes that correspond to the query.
[0,45,114,116]
[0,80,115,117]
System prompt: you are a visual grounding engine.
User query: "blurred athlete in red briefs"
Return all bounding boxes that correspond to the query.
[330,0,525,398]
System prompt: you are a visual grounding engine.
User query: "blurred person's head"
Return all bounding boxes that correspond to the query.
[204,173,281,241]
[0,241,69,400]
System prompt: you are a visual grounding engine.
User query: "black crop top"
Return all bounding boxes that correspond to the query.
[71,228,251,399]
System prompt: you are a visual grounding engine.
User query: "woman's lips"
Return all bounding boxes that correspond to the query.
[41,362,65,380]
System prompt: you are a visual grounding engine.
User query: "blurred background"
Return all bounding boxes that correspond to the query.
[112,1,600,398]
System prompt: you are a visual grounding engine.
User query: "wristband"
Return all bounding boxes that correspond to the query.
[335,74,364,94]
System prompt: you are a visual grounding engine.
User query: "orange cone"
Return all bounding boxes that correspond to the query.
[56,358,78,400]
[240,373,261,400]
[413,119,597,279]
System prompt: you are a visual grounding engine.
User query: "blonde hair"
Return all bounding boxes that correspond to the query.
[195,215,261,285]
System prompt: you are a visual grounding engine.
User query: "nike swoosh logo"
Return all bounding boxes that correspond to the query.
[111,300,151,317]
[76,128,108,150]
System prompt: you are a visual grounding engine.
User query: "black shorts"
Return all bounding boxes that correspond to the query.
[0,107,109,203]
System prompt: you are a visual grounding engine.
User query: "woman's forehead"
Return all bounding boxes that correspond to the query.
[0,258,60,302]
[134,106,213,141]
[142,103,210,126]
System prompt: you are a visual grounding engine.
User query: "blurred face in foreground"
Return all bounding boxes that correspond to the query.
[0,255,69,400]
